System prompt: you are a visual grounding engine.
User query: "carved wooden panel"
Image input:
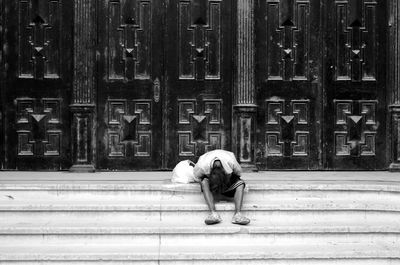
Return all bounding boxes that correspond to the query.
[266,0,310,81]
[18,0,61,79]
[265,99,310,157]
[179,0,221,80]
[334,100,377,156]
[240,117,252,163]
[15,98,62,156]
[177,99,223,156]
[107,99,152,157]
[107,0,151,80]
[335,0,376,81]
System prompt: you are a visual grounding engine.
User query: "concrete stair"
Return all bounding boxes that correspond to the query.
[0,172,400,264]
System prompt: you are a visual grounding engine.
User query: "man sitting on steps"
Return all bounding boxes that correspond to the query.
[194,149,250,225]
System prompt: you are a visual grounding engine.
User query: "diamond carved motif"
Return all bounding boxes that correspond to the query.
[19,0,61,79]
[179,0,221,80]
[265,99,310,157]
[334,100,377,156]
[16,98,62,156]
[107,99,152,157]
[266,0,310,81]
[178,99,223,156]
[108,0,151,80]
[335,0,377,81]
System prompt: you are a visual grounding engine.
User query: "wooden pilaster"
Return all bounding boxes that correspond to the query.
[70,0,96,172]
[233,0,257,171]
[389,0,400,171]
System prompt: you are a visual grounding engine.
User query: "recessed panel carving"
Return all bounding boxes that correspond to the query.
[266,132,283,156]
[108,132,125,157]
[17,131,34,156]
[335,0,377,81]
[108,0,151,80]
[177,98,223,156]
[15,98,62,156]
[267,100,284,124]
[265,99,310,157]
[178,132,196,156]
[334,100,377,156]
[292,131,309,156]
[240,117,252,162]
[179,0,221,80]
[107,99,152,157]
[18,0,61,79]
[205,133,222,153]
[266,0,310,81]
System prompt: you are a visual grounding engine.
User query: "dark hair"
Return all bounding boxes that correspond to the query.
[209,167,228,194]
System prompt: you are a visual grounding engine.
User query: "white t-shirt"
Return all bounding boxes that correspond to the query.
[193,149,242,182]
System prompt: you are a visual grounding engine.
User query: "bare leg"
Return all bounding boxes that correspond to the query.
[201,178,216,213]
[233,184,245,214]
[232,184,250,225]
[201,178,221,225]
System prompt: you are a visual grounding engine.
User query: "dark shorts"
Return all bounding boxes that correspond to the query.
[200,173,245,198]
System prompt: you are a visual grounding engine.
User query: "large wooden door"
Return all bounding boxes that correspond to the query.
[97,0,164,170]
[323,0,387,169]
[255,0,387,170]
[165,0,234,168]
[3,0,73,170]
[255,0,322,169]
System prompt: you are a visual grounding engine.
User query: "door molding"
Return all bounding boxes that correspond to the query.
[233,0,258,171]
[389,0,400,171]
[70,0,96,172]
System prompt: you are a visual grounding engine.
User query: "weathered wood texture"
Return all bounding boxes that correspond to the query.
[389,0,400,171]
[255,0,388,170]
[3,0,73,170]
[165,0,234,168]
[234,0,255,106]
[0,0,3,169]
[255,0,322,170]
[70,0,96,172]
[0,0,396,171]
[233,0,257,169]
[324,0,387,170]
[96,0,164,170]
[73,0,95,105]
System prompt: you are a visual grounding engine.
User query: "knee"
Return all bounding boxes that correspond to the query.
[236,183,245,191]
[201,178,210,188]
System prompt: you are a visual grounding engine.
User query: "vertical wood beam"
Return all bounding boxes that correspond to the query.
[233,0,258,171]
[70,0,96,172]
[389,0,400,171]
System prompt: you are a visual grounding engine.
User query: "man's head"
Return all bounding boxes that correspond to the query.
[209,160,227,193]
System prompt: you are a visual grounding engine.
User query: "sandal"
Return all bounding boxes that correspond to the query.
[205,212,222,225]
[231,213,250,225]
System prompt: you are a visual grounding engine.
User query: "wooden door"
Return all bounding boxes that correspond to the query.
[323,0,387,169]
[3,0,73,170]
[97,0,164,170]
[255,0,322,169]
[165,0,234,168]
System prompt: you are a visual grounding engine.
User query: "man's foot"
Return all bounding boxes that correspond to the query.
[231,212,250,225]
[205,212,222,225]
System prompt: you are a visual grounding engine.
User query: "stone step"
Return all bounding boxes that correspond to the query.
[1,182,399,203]
[1,226,399,248]
[0,242,399,262]
[1,173,400,264]
[3,210,399,233]
[0,261,399,265]
[2,212,400,234]
[2,200,400,225]
[2,232,398,246]
[1,197,399,211]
